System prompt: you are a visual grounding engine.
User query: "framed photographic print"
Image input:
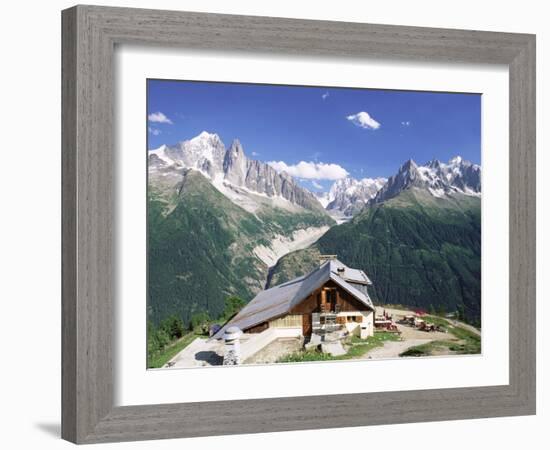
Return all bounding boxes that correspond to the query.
[145,80,483,369]
[62,5,536,444]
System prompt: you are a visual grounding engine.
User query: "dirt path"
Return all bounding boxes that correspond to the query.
[363,338,433,360]
[377,306,481,337]
[361,307,479,360]
[168,338,223,368]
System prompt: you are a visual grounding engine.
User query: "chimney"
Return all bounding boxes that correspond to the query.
[337,266,345,276]
[319,254,338,266]
[223,326,243,365]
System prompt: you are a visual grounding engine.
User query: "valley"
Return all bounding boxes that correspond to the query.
[269,189,482,325]
[253,225,330,268]
[147,132,335,327]
[148,131,482,330]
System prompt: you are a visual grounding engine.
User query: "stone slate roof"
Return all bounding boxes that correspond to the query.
[212,259,374,340]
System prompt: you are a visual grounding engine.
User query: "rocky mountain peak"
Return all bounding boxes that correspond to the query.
[402,158,418,169]
[370,156,481,205]
[325,175,387,217]
[399,158,420,177]
[426,159,442,170]
[449,155,463,165]
[193,130,221,142]
[223,139,248,186]
[149,132,326,214]
[228,139,243,153]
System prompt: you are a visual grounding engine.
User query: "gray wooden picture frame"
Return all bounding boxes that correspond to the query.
[61,4,536,444]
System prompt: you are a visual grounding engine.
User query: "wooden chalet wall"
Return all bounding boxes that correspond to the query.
[335,282,371,312]
[290,280,370,314]
[243,281,371,335]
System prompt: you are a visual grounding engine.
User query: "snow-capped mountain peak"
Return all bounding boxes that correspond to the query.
[195,130,218,139]
[185,130,224,152]
[148,144,173,167]
[426,159,442,170]
[152,130,227,179]
[325,176,387,217]
[449,155,463,165]
[148,132,325,214]
[370,156,481,204]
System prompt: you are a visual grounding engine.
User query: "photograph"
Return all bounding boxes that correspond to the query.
[146,79,482,369]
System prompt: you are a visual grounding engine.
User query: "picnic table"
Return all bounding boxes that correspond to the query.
[418,321,436,332]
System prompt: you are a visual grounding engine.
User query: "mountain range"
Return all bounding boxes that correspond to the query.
[268,157,482,323]
[317,176,387,217]
[149,131,325,214]
[147,132,334,326]
[370,156,481,205]
[148,131,482,327]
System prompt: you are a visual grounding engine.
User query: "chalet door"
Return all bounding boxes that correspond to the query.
[302,314,312,336]
[326,288,337,312]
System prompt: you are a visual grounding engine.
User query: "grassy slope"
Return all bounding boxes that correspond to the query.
[399,316,481,356]
[270,189,481,324]
[148,332,202,368]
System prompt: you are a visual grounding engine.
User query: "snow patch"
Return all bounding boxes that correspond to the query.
[325,176,387,215]
[428,188,446,198]
[149,145,174,165]
[211,177,260,213]
[315,192,331,208]
[327,209,353,225]
[253,226,330,267]
[211,177,300,214]
[462,188,482,198]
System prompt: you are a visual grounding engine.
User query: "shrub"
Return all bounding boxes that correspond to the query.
[223,296,246,321]
[190,311,211,334]
[161,315,185,340]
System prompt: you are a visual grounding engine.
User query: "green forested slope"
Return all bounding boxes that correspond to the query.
[147,169,333,327]
[269,189,481,325]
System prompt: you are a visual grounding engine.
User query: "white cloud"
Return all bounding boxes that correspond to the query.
[148,127,161,136]
[346,111,381,130]
[268,160,348,180]
[148,111,173,124]
[251,151,260,157]
[322,92,329,100]
[311,180,323,189]
[401,121,411,126]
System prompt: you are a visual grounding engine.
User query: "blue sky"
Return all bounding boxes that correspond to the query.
[147,79,481,192]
